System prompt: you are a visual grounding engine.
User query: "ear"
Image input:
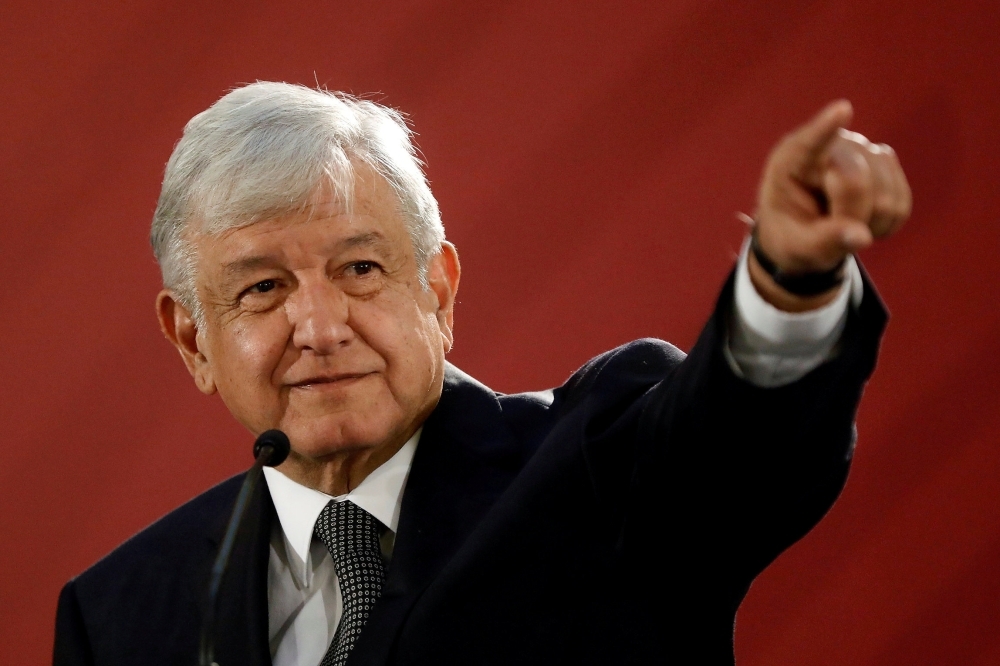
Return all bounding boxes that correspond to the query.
[426,242,461,353]
[155,289,217,395]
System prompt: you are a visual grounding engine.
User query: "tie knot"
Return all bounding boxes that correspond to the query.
[314,500,382,563]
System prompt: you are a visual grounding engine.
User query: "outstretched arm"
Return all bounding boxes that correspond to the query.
[632,101,909,577]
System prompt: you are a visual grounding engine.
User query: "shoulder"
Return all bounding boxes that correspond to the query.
[559,337,685,399]
[491,338,685,433]
[56,477,250,663]
[69,474,245,608]
[436,338,684,445]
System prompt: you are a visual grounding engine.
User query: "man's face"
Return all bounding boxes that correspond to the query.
[159,165,459,472]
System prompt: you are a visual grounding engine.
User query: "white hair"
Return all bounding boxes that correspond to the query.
[150,81,444,324]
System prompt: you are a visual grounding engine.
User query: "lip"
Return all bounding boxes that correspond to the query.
[287,372,375,389]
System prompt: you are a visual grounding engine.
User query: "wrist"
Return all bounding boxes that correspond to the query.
[747,247,844,313]
[749,227,847,294]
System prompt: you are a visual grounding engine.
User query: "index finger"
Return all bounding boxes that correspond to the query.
[779,99,854,176]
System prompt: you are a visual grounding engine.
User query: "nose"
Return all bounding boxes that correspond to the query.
[284,276,354,354]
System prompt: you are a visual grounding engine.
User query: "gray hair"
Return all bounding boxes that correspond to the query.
[150,81,444,324]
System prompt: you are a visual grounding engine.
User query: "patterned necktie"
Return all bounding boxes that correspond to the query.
[313,500,386,666]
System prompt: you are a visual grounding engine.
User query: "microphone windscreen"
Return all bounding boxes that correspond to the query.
[253,429,291,466]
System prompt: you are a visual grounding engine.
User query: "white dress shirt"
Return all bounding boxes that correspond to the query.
[263,432,419,666]
[727,237,864,386]
[262,241,864,666]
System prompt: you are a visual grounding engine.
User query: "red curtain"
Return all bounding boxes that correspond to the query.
[2,1,998,663]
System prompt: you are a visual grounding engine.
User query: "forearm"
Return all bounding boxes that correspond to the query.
[632,268,886,568]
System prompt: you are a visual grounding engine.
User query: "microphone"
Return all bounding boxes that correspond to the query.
[253,429,291,466]
[199,429,291,666]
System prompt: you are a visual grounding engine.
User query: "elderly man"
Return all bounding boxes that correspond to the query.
[54,82,909,666]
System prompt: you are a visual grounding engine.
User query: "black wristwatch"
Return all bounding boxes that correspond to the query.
[749,228,846,297]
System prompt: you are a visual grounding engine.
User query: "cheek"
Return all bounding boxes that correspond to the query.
[212,316,290,389]
[395,314,440,393]
[353,297,441,390]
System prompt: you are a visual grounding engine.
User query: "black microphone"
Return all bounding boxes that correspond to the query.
[199,429,290,666]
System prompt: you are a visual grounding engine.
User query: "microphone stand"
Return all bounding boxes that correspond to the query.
[199,430,290,666]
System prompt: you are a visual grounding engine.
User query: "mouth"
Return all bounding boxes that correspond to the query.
[288,372,375,389]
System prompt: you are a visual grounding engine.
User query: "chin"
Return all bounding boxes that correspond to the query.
[284,415,400,461]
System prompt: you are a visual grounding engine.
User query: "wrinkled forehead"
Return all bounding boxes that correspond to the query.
[189,160,403,237]
[185,175,416,278]
[184,167,414,270]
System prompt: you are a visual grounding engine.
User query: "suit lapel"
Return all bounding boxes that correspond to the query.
[198,365,517,666]
[349,363,521,665]
[208,473,275,666]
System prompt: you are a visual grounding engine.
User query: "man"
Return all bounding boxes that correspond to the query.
[53,82,909,665]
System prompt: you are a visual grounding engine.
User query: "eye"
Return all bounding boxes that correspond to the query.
[237,279,282,308]
[339,260,385,297]
[347,261,381,276]
[251,279,277,293]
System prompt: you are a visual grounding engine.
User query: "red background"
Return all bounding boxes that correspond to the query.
[3,1,999,663]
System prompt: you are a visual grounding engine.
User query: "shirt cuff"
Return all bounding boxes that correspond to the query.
[724,236,863,387]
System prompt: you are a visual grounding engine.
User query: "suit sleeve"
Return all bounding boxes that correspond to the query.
[727,239,863,387]
[629,267,887,578]
[53,580,95,666]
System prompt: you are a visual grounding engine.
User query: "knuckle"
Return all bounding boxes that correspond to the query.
[837,128,870,147]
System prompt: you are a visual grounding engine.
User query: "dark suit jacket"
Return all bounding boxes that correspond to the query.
[54,274,887,665]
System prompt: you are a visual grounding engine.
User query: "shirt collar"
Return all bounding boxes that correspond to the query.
[262,428,420,570]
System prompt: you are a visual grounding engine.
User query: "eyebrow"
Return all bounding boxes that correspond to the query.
[341,231,386,251]
[220,255,277,276]
[218,232,390,276]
